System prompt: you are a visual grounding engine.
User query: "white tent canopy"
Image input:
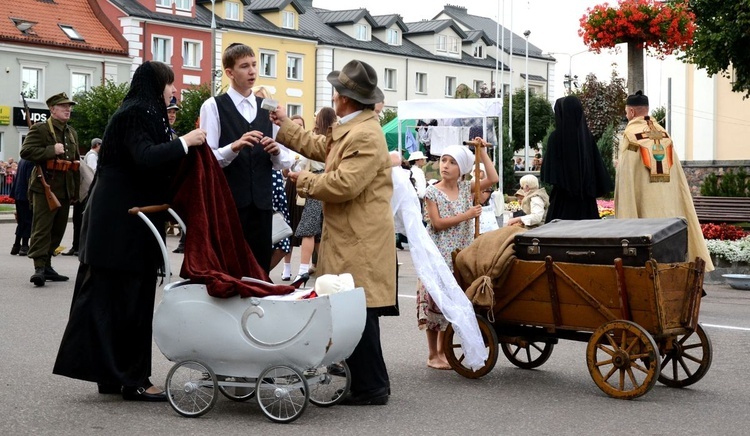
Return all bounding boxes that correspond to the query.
[397,98,502,120]
[396,98,503,184]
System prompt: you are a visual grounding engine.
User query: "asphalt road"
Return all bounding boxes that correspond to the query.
[1,218,750,435]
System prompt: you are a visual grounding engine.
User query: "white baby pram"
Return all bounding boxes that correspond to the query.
[132,206,366,423]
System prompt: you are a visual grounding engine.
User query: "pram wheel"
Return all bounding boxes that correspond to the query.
[165,360,218,418]
[307,361,351,407]
[256,365,309,423]
[218,376,255,402]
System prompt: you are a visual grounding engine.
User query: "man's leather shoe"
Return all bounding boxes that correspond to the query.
[339,388,389,406]
[10,244,20,255]
[18,245,29,256]
[98,383,122,394]
[122,386,168,402]
[44,266,69,282]
[30,267,45,287]
[62,248,78,256]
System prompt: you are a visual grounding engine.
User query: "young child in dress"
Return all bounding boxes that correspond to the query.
[418,138,498,369]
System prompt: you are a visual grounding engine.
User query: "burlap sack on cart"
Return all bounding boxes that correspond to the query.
[455,226,526,321]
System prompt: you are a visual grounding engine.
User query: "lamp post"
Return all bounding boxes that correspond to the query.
[548,49,588,95]
[523,30,530,170]
[211,0,217,97]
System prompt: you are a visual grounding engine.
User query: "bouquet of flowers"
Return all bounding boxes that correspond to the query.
[579,0,695,58]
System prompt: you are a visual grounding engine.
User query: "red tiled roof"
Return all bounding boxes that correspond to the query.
[1,0,127,55]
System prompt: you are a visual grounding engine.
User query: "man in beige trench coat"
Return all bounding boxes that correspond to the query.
[272,59,397,406]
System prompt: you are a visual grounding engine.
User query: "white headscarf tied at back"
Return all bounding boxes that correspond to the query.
[442,145,474,176]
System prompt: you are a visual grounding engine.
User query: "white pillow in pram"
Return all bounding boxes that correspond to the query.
[314,273,355,295]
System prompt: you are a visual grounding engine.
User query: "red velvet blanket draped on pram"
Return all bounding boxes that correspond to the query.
[171,144,295,298]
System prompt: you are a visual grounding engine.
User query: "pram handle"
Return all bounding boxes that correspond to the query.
[128,204,171,215]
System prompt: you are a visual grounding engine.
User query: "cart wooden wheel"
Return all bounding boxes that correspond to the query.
[658,323,713,388]
[308,361,351,407]
[256,365,309,424]
[165,360,218,418]
[217,376,255,402]
[586,320,661,399]
[501,339,555,369]
[444,315,499,379]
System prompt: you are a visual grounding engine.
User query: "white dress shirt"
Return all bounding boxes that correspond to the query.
[199,86,293,169]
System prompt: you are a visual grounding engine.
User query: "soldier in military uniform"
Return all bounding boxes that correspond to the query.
[20,92,80,286]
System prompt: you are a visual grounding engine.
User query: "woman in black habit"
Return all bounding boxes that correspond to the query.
[540,95,612,222]
[53,61,206,401]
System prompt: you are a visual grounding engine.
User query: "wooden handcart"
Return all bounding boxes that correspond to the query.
[444,256,711,399]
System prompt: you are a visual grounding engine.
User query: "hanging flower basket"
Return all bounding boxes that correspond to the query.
[579,0,696,58]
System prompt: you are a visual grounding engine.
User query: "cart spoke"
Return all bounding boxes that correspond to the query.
[677,331,694,345]
[625,336,639,354]
[618,368,625,390]
[605,333,619,349]
[626,367,639,387]
[596,343,616,357]
[682,352,703,365]
[678,357,695,377]
[595,358,614,367]
[630,361,650,375]
[603,365,618,383]
[530,343,544,353]
[682,343,702,351]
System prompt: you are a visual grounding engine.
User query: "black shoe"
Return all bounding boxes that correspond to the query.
[327,363,347,377]
[44,266,69,282]
[291,273,310,289]
[97,383,122,394]
[122,386,167,402]
[172,245,184,254]
[396,241,404,250]
[61,248,78,256]
[30,267,46,287]
[339,388,389,406]
[18,245,29,256]
[10,244,20,255]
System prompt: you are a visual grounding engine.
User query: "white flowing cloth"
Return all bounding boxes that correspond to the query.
[390,167,488,371]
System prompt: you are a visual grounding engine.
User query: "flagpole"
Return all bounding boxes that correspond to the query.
[508,0,513,151]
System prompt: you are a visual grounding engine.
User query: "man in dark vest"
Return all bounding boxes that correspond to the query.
[199,43,294,273]
[20,92,80,286]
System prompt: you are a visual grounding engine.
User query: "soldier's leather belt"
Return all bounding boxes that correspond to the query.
[46,159,80,172]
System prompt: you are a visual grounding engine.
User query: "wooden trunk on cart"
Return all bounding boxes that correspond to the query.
[513,218,687,267]
[493,258,704,338]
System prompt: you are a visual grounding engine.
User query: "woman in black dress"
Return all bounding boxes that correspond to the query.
[53,61,206,401]
[540,95,612,222]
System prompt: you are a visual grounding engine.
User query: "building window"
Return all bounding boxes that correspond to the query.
[384,68,396,90]
[473,45,484,58]
[225,1,240,21]
[287,55,303,80]
[175,0,192,10]
[260,51,277,77]
[387,28,399,45]
[59,25,84,41]
[71,72,91,97]
[183,40,202,68]
[448,36,459,54]
[287,104,302,117]
[436,34,447,52]
[156,0,170,7]
[282,11,295,29]
[153,36,172,63]
[445,76,456,97]
[21,66,43,101]
[415,72,427,94]
[355,24,370,41]
[473,80,485,95]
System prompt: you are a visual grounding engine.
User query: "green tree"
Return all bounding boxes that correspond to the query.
[596,123,617,197]
[173,83,212,136]
[380,108,397,127]
[651,106,666,126]
[682,0,750,98]
[70,80,129,150]
[573,69,628,142]
[504,88,554,152]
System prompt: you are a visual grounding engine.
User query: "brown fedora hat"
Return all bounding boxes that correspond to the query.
[327,59,384,105]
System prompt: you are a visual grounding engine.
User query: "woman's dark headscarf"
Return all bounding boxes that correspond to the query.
[99,61,174,164]
[540,95,612,198]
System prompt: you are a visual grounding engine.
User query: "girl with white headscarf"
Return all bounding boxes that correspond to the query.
[417,139,498,370]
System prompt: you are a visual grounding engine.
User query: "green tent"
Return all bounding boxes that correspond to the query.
[381,117,418,153]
